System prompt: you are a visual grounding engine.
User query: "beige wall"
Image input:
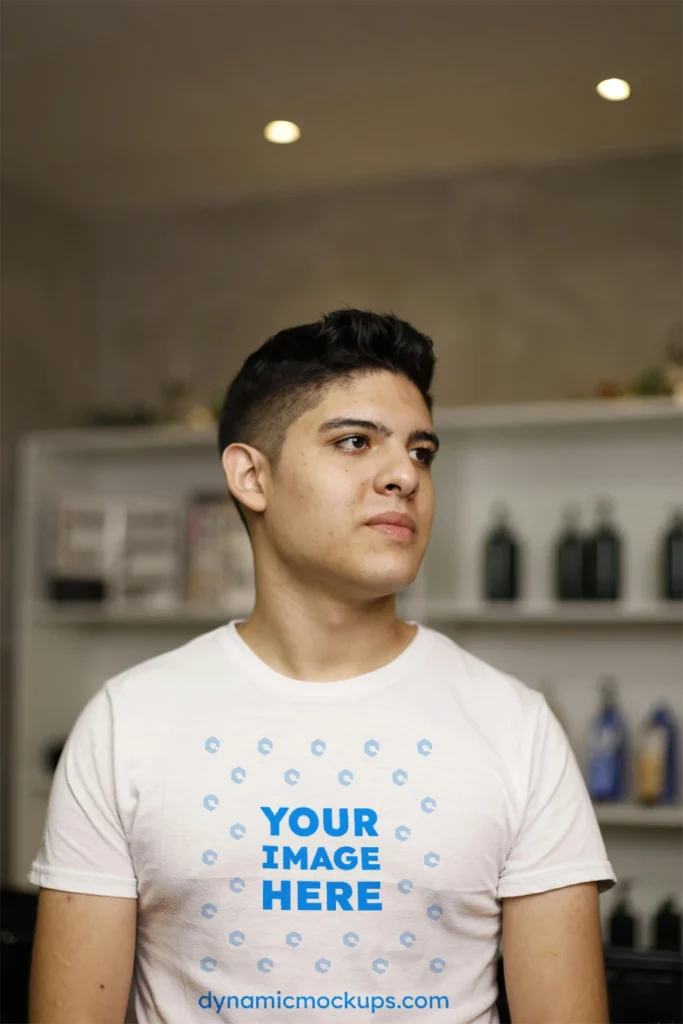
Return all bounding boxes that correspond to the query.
[0,183,97,881]
[94,149,682,411]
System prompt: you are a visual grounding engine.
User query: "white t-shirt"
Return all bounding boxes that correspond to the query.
[29,620,616,1023]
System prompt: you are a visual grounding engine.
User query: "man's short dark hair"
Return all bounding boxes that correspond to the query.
[217,308,437,534]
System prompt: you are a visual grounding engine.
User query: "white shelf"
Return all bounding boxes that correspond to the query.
[593,804,683,829]
[31,600,682,629]
[433,395,683,430]
[24,768,682,830]
[424,601,683,626]
[21,423,216,455]
[20,396,683,455]
[32,601,250,627]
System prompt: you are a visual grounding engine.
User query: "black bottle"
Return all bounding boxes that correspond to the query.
[484,503,520,601]
[651,895,682,952]
[554,505,584,600]
[583,497,622,601]
[661,510,683,601]
[608,880,637,948]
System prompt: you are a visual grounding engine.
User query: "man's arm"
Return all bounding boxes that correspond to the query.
[29,888,137,1023]
[501,881,610,1024]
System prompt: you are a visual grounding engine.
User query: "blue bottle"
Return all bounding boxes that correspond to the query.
[587,676,627,802]
[636,704,679,805]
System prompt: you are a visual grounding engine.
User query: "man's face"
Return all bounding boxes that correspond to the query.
[257,370,437,601]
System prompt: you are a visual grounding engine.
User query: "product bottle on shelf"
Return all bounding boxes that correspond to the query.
[483,502,520,602]
[661,508,683,601]
[635,703,679,806]
[553,504,584,601]
[583,497,622,601]
[607,880,638,948]
[587,676,628,802]
[650,895,682,953]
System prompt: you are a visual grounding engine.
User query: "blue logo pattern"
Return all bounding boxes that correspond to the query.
[202,734,445,976]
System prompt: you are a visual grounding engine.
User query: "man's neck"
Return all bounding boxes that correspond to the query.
[235,604,417,682]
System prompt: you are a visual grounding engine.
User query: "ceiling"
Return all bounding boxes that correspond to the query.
[1,0,681,216]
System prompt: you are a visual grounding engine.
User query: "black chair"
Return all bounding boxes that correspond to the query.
[496,946,682,1024]
[602,945,683,1024]
[1,887,37,1024]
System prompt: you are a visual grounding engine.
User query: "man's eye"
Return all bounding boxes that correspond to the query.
[333,436,436,464]
[334,435,369,452]
[415,447,436,466]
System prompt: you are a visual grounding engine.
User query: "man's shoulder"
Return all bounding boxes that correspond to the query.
[104,623,230,701]
[424,624,545,717]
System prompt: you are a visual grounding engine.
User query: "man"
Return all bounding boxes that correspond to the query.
[28,309,616,1023]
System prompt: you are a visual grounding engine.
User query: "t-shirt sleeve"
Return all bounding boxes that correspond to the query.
[497,694,617,898]
[27,683,138,898]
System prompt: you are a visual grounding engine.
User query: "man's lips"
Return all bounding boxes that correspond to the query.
[364,511,417,542]
[367,523,416,541]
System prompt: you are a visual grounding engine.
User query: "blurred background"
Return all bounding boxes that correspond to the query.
[1,1,682,1021]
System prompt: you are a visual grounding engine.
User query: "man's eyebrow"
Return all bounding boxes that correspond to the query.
[317,417,440,452]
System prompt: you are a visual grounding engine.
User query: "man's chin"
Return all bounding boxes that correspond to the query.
[351,564,419,598]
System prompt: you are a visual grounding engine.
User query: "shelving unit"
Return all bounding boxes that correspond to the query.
[12,395,683,942]
[593,804,682,829]
[30,601,247,628]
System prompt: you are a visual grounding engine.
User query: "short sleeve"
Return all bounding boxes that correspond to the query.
[497,695,617,898]
[27,683,138,898]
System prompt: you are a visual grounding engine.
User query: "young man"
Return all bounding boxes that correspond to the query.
[28,309,616,1023]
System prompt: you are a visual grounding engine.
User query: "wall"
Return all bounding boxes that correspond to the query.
[94,149,682,411]
[0,183,97,882]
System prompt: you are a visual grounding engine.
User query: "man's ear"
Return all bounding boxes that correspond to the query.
[221,443,268,515]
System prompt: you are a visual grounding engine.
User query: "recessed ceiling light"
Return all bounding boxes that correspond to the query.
[596,78,631,101]
[264,121,301,144]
